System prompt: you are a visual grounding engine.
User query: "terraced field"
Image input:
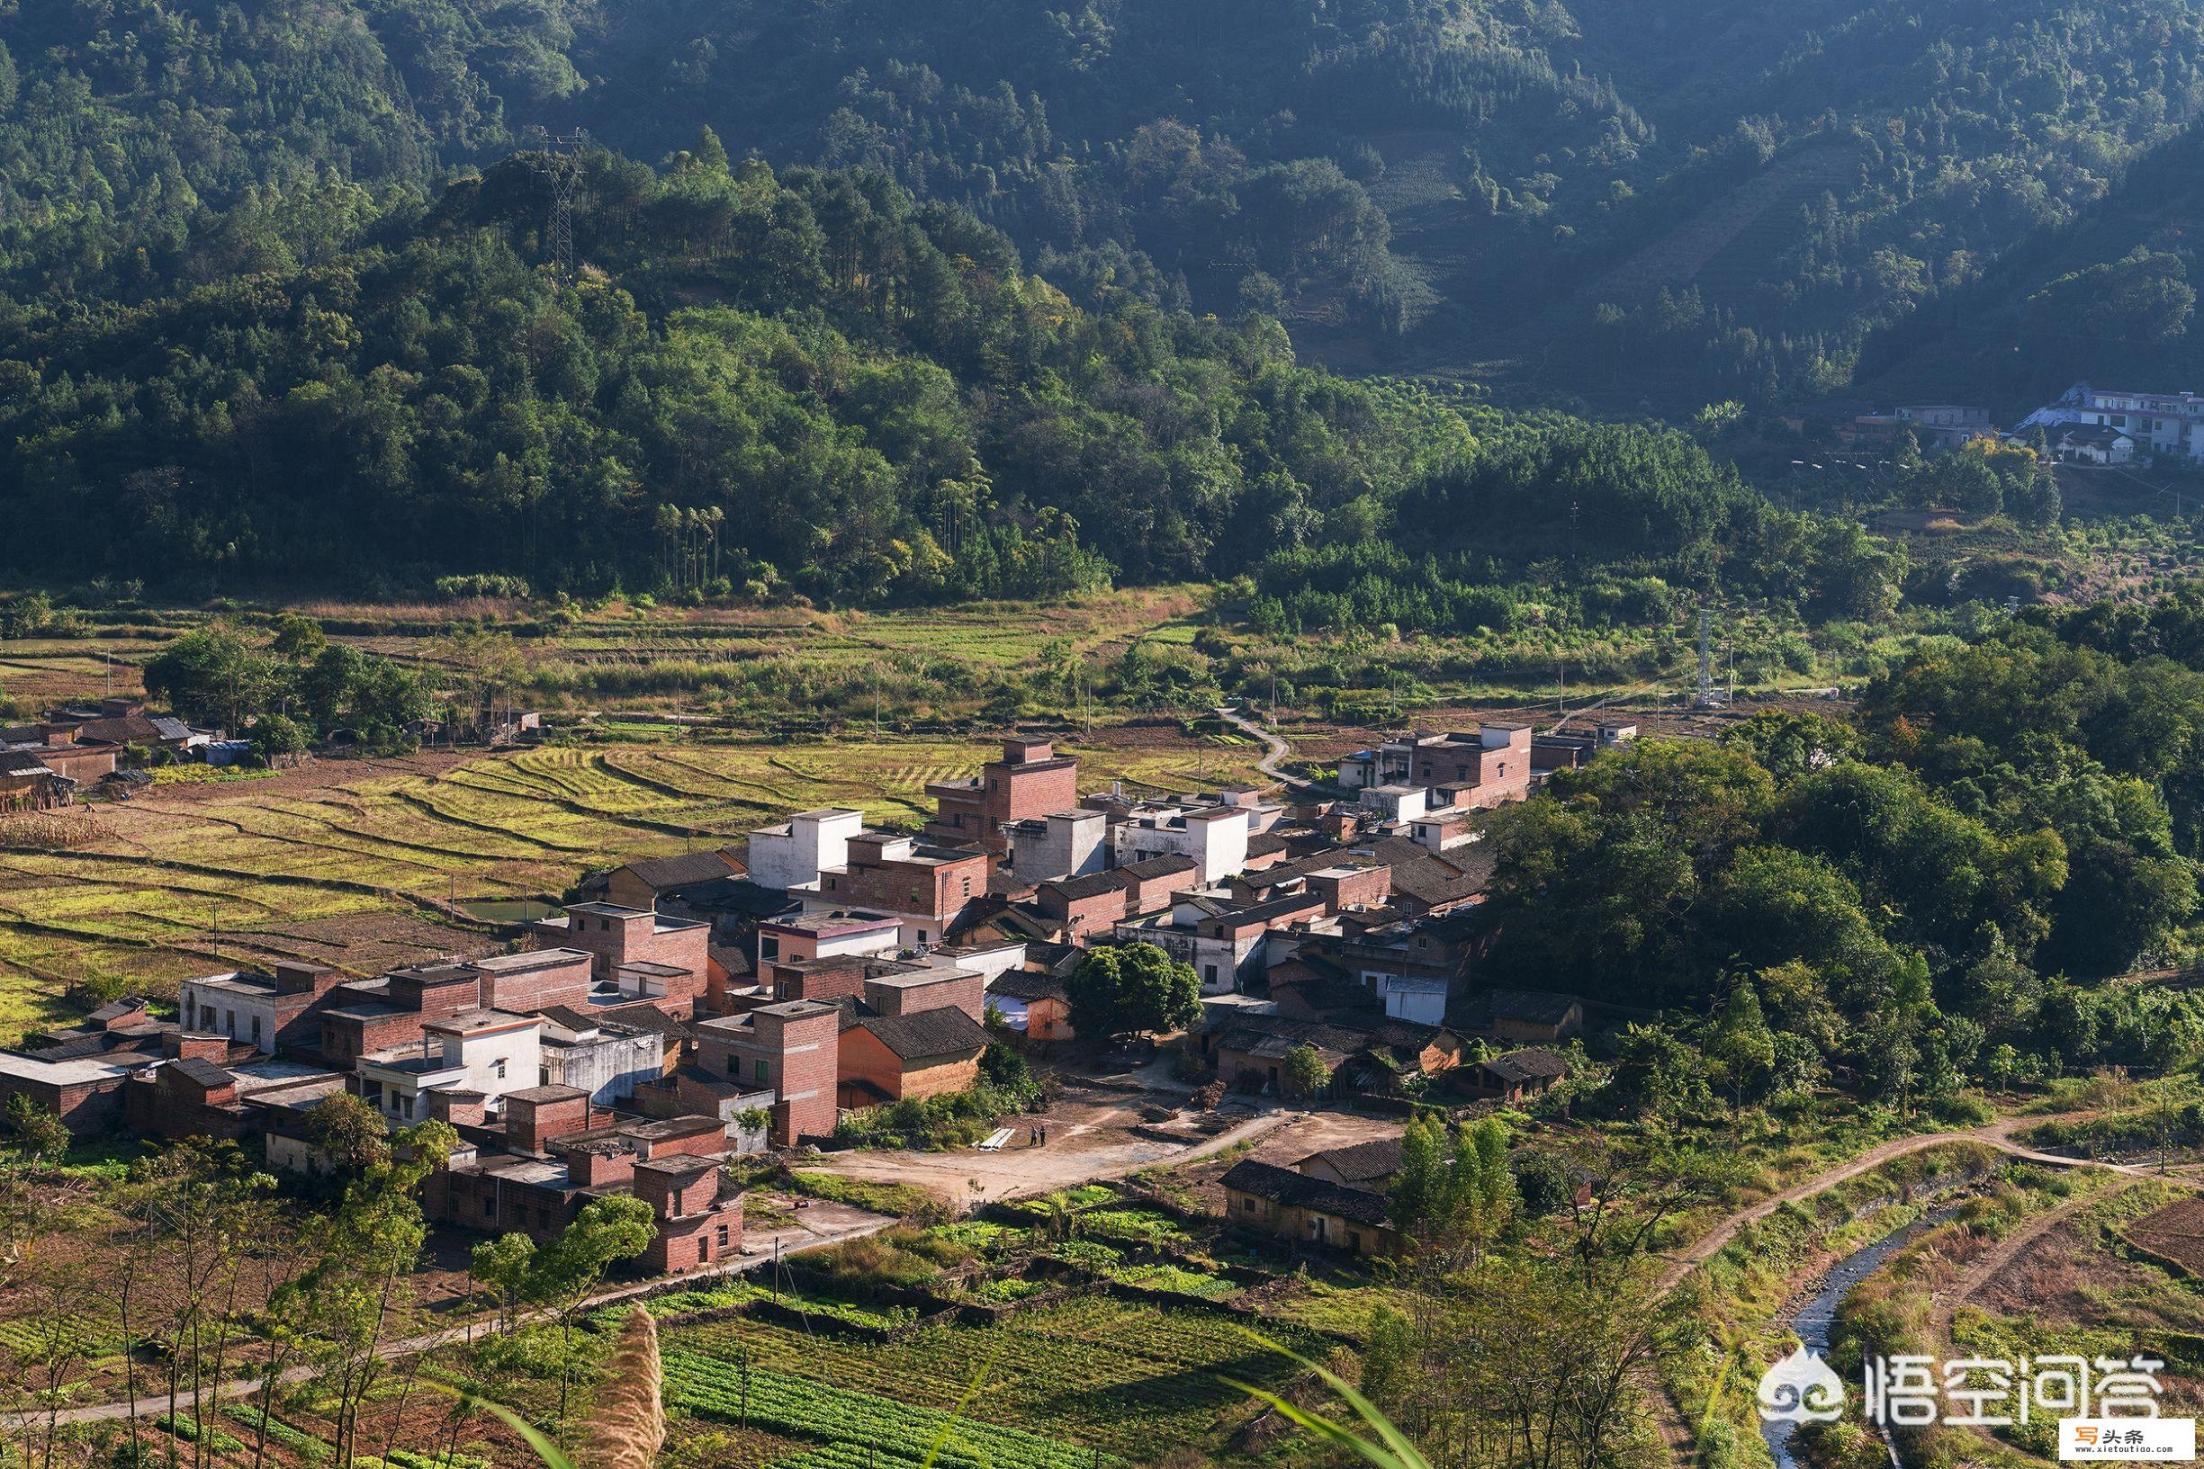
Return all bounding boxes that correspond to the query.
[2,586,1207,723]
[0,730,1261,1034]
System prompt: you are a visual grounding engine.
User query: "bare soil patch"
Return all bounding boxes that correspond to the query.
[2126,1196,2204,1277]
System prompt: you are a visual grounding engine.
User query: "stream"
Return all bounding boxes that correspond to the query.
[1761,1206,1963,1469]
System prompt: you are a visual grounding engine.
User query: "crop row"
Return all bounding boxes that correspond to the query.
[224,1403,332,1461]
[662,1354,1112,1469]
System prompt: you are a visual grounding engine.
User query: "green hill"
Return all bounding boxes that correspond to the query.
[4,0,2202,409]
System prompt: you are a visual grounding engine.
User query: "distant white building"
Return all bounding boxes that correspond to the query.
[747,808,863,893]
[356,1010,542,1125]
[1110,801,1251,885]
[2051,424,2136,466]
[2021,383,2204,463]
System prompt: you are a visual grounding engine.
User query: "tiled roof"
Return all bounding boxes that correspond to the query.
[622,852,740,890]
[169,1056,235,1089]
[1480,1048,1570,1083]
[1294,1137,1404,1184]
[1044,870,1126,902]
[1482,990,1579,1025]
[858,1006,990,1062]
[987,972,1068,1004]
[1115,855,1197,879]
[1219,1160,1391,1227]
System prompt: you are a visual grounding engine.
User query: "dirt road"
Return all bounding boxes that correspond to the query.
[806,1101,1295,1205]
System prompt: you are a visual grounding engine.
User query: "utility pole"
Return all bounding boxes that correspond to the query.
[1693,606,1723,710]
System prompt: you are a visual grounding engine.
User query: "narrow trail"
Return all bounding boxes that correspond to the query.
[1651,1111,2145,1296]
[1213,704,1296,790]
[1929,1178,2142,1342]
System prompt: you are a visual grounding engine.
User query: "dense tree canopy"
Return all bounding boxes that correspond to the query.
[1482,609,2204,1112]
[3,0,2199,407]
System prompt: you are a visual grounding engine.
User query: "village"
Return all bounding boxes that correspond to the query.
[1837,382,2204,466]
[0,709,1639,1284]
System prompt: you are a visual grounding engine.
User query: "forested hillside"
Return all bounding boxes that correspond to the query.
[6,0,2201,409]
[5,138,1925,604]
[0,146,1473,597]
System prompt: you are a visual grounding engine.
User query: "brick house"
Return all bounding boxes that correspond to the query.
[757,913,901,968]
[426,1093,744,1274]
[1303,864,1392,914]
[634,1156,744,1273]
[1219,1160,1403,1257]
[178,961,351,1055]
[472,949,598,1014]
[1293,1137,1405,1190]
[860,963,984,1023]
[1114,855,1199,915]
[1476,990,1585,1044]
[0,1050,157,1135]
[123,1055,346,1145]
[1114,890,1326,994]
[1469,1048,1570,1104]
[529,903,710,1017]
[805,833,988,948]
[1408,726,1534,808]
[1036,871,1132,941]
[595,850,745,912]
[986,972,1073,1042]
[923,738,1080,854]
[837,1007,990,1105]
[693,1000,840,1145]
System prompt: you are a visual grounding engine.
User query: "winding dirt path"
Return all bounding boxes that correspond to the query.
[1646,1111,2165,1460]
[1214,704,1296,790]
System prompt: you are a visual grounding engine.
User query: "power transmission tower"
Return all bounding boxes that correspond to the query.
[1693,606,1725,710]
[527,130,589,280]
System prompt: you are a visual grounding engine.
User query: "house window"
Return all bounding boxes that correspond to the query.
[916,929,928,944]
[952,813,964,827]
[250,1016,262,1044]
[492,1059,507,1081]
[754,1059,769,1083]
[716,1223,731,1247]
[761,937,780,960]
[726,1056,740,1079]
[225,1009,236,1033]
[826,876,838,890]
[483,1196,497,1219]
[1242,1197,1257,1213]
[1204,964,1218,984]
[200,1006,216,1029]
[1349,1231,1363,1252]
